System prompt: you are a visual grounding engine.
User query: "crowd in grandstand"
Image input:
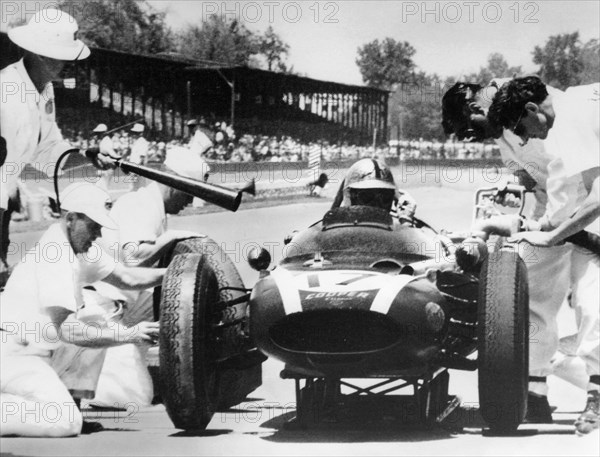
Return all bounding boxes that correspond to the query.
[62,119,499,165]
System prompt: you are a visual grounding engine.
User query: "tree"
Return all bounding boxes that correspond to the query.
[356,38,416,90]
[533,32,583,90]
[176,15,258,66]
[461,53,522,84]
[257,26,290,72]
[58,0,175,54]
[580,38,600,85]
[390,72,445,140]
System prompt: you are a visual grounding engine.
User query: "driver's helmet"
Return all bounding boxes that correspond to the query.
[343,159,397,210]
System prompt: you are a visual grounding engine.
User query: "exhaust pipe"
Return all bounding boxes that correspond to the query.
[118,160,255,212]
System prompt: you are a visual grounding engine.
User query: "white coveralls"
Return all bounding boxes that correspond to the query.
[0,224,115,437]
[89,182,167,408]
[491,83,595,390]
[539,84,600,386]
[0,59,71,210]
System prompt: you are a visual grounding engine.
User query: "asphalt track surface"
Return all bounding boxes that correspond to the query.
[2,187,599,457]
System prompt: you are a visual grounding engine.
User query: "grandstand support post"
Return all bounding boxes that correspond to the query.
[372,128,377,153]
[231,79,235,129]
[216,69,235,129]
[186,80,191,120]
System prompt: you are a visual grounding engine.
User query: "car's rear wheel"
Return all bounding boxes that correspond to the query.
[478,249,529,434]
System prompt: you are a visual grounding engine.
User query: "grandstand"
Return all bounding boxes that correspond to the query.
[1,32,389,145]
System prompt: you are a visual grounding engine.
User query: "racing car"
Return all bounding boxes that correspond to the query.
[156,171,530,434]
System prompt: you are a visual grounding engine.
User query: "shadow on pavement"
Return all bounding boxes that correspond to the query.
[169,429,233,438]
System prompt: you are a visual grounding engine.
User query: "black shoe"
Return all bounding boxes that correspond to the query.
[81,420,105,434]
[575,391,600,435]
[525,393,553,424]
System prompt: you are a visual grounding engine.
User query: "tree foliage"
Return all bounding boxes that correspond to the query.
[176,15,258,66]
[462,53,522,84]
[533,32,584,90]
[356,38,416,90]
[389,72,446,140]
[578,38,600,85]
[59,0,175,54]
[257,26,290,72]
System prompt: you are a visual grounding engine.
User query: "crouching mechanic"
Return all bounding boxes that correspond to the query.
[0,183,165,437]
[81,147,210,409]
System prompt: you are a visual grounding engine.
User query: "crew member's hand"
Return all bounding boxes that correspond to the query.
[126,321,160,346]
[509,230,559,247]
[494,192,521,208]
[85,147,119,170]
[168,230,206,243]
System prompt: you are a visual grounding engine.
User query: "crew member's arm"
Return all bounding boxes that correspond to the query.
[511,168,599,246]
[120,231,202,268]
[57,313,159,348]
[102,262,166,290]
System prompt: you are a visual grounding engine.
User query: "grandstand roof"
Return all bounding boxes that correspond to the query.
[88,46,388,95]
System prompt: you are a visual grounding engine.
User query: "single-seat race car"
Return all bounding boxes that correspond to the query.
[156,179,530,434]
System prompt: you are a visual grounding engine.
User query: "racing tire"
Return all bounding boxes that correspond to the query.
[159,253,218,430]
[170,238,262,410]
[159,237,262,426]
[477,249,529,434]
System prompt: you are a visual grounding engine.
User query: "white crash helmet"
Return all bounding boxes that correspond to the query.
[344,158,397,191]
[341,159,397,209]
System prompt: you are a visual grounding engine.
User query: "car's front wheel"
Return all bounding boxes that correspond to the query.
[477,249,529,434]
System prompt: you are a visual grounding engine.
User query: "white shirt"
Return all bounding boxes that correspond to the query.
[99,181,166,259]
[544,84,600,233]
[129,137,149,164]
[0,224,116,351]
[492,85,585,227]
[95,182,166,304]
[99,136,115,156]
[0,59,71,209]
[188,129,213,155]
[545,83,600,179]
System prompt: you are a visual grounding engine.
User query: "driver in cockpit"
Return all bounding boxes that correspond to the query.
[336,158,417,223]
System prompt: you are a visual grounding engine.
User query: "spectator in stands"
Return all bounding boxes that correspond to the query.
[92,123,118,190]
[129,123,148,165]
[187,118,214,156]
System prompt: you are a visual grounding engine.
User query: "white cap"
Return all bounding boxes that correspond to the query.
[186,119,198,127]
[8,8,90,61]
[93,123,107,133]
[131,123,145,133]
[164,146,211,181]
[60,183,117,230]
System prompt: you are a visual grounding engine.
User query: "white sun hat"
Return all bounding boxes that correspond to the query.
[164,146,211,181]
[8,8,90,61]
[92,123,108,133]
[131,123,145,133]
[60,182,117,230]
